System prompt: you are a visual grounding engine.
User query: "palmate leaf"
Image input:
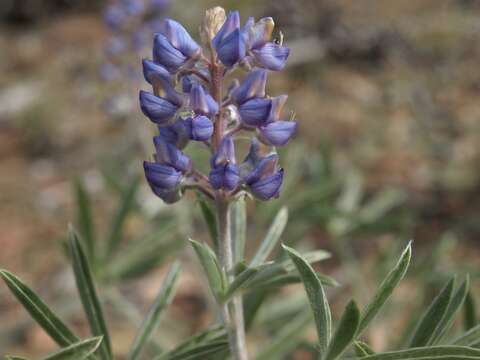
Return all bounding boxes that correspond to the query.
[324,300,360,360]
[283,245,332,356]
[68,227,112,360]
[409,277,456,348]
[250,207,288,267]
[359,345,480,360]
[189,239,226,300]
[430,276,470,345]
[42,337,103,360]
[221,265,267,302]
[128,262,181,360]
[74,178,96,262]
[0,270,79,347]
[357,241,412,336]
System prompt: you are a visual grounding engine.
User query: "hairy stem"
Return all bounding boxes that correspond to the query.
[216,197,248,360]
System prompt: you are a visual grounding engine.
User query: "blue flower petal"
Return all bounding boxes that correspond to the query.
[153,33,187,72]
[208,163,240,190]
[149,185,182,204]
[211,136,236,166]
[249,169,283,200]
[142,59,172,86]
[252,43,290,71]
[232,69,267,104]
[153,137,192,173]
[190,84,219,116]
[259,121,297,146]
[162,19,201,58]
[139,90,178,124]
[188,115,214,141]
[243,154,279,184]
[144,161,182,189]
[212,11,240,49]
[239,98,272,126]
[216,28,246,67]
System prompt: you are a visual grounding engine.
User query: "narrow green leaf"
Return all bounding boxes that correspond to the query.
[189,239,226,299]
[231,197,247,264]
[464,291,477,331]
[255,309,312,360]
[74,178,96,262]
[431,276,470,344]
[0,270,79,347]
[157,341,229,360]
[105,176,140,258]
[358,241,412,336]
[354,341,375,357]
[409,277,456,348]
[222,265,267,302]
[324,300,360,360]
[198,200,218,251]
[360,345,480,360]
[251,207,288,267]
[453,324,480,346]
[6,356,29,360]
[283,244,331,355]
[128,262,181,360]
[42,337,103,360]
[69,227,112,359]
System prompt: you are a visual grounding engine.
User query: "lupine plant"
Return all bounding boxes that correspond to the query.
[1,6,480,360]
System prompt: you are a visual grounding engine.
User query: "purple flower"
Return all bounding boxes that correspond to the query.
[258,121,297,146]
[139,90,179,124]
[144,161,182,189]
[231,69,267,104]
[190,84,219,116]
[242,152,283,200]
[185,115,214,141]
[153,20,201,72]
[158,118,191,149]
[238,98,272,126]
[212,11,246,67]
[153,137,192,173]
[142,59,172,86]
[209,137,240,190]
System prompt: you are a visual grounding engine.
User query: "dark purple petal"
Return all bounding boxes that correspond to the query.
[153,33,187,72]
[142,59,172,86]
[139,90,178,124]
[267,94,288,122]
[212,11,240,49]
[158,118,190,149]
[252,43,290,71]
[144,161,182,189]
[190,84,219,116]
[211,136,236,166]
[239,98,272,126]
[216,29,246,67]
[258,121,297,146]
[232,69,267,104]
[150,186,182,204]
[243,154,279,184]
[162,19,201,58]
[153,137,192,173]
[208,163,240,190]
[188,115,214,141]
[249,169,283,200]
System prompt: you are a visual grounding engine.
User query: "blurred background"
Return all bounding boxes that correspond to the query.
[1,0,479,358]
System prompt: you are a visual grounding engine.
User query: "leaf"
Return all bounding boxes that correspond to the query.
[222,265,268,302]
[358,241,412,336]
[359,345,480,360]
[128,262,181,360]
[324,300,360,360]
[430,276,470,344]
[157,341,229,360]
[255,309,312,360]
[74,178,96,262]
[283,245,331,356]
[5,356,29,360]
[189,239,226,300]
[198,200,218,251]
[0,270,79,347]
[251,207,288,267]
[409,277,456,348]
[105,176,140,258]
[68,227,112,360]
[354,341,375,357]
[42,337,103,360]
[464,290,477,331]
[453,324,480,346]
[231,197,247,264]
